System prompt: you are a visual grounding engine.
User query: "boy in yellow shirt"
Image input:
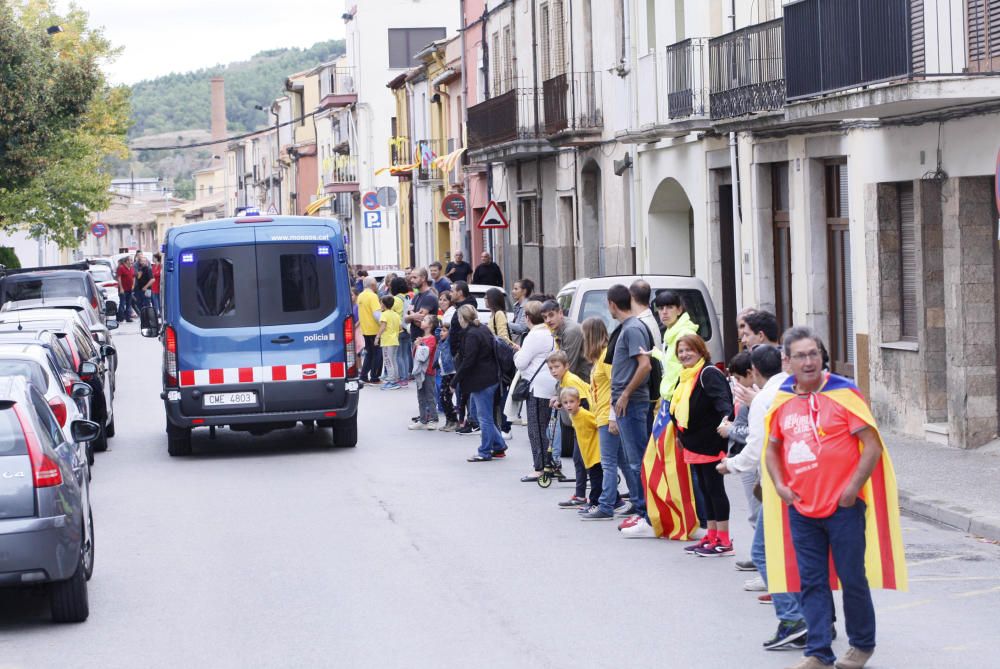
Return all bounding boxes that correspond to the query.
[547,351,600,510]
[376,295,403,390]
[560,386,608,519]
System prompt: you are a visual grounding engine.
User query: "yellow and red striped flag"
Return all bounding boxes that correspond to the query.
[761,374,908,593]
[642,402,700,540]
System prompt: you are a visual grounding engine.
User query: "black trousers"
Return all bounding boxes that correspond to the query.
[361,334,382,382]
[691,461,731,523]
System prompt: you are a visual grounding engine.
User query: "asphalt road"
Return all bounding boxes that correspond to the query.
[1,323,998,668]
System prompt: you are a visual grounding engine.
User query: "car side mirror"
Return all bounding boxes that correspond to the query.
[79,361,98,379]
[70,419,101,443]
[105,319,119,330]
[140,305,160,338]
[71,382,92,399]
[101,344,116,358]
[105,300,117,317]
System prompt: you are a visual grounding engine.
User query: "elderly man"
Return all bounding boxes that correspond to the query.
[445,250,472,283]
[472,251,503,287]
[357,277,383,384]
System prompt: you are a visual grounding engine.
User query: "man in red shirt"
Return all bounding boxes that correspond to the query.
[766,326,882,669]
[150,252,162,317]
[114,257,135,322]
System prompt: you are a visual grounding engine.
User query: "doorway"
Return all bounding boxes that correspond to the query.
[718,185,738,362]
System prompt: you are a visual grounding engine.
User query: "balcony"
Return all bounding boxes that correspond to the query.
[542,71,603,145]
[387,136,414,180]
[322,154,359,194]
[319,67,357,109]
[666,38,710,119]
[709,18,786,120]
[414,139,447,182]
[467,87,549,162]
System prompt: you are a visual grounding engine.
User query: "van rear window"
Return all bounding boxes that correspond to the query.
[257,245,336,326]
[196,259,236,317]
[279,254,321,312]
[179,246,259,329]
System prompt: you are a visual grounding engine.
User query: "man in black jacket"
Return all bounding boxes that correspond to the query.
[449,281,480,434]
[471,251,503,287]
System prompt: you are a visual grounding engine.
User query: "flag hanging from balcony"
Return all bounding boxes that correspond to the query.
[431,147,466,174]
[642,401,700,541]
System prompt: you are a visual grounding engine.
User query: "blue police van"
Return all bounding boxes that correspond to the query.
[142,214,359,455]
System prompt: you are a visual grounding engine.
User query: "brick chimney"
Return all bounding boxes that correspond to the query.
[210,77,226,162]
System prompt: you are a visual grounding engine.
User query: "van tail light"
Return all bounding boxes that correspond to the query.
[15,405,62,488]
[164,325,178,387]
[344,318,357,378]
[48,396,67,428]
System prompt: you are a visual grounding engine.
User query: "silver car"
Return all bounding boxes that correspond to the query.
[0,375,100,622]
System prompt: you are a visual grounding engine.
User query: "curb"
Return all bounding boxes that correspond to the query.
[898,488,1000,542]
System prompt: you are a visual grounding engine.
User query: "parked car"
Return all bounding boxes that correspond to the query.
[0,316,115,452]
[0,266,103,316]
[145,215,359,455]
[466,283,513,322]
[86,263,120,316]
[1,297,119,346]
[556,275,724,364]
[0,375,100,622]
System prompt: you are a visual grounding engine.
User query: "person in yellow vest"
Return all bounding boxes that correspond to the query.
[546,350,597,508]
[357,277,383,384]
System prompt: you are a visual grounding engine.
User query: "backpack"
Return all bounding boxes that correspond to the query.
[641,324,664,398]
[493,336,517,386]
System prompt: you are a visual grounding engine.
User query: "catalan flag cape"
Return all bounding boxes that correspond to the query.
[641,402,700,540]
[761,374,908,593]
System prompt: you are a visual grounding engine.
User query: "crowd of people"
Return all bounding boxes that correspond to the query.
[351,258,906,669]
[113,250,161,322]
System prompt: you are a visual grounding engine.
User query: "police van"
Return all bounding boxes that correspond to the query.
[142,214,359,455]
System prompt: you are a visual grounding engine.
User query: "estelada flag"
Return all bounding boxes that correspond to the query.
[761,373,908,593]
[642,402,700,540]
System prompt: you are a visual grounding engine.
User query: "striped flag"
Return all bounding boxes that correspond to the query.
[642,402,700,540]
[761,374,908,593]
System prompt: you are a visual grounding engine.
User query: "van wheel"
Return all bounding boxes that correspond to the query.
[167,423,192,456]
[49,548,89,623]
[92,420,109,453]
[331,416,357,448]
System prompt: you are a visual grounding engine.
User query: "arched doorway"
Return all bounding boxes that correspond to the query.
[648,177,694,275]
[580,161,603,277]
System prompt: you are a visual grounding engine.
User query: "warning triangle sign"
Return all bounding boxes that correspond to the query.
[476,200,509,229]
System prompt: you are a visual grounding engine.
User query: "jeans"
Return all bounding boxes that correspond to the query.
[417,376,437,423]
[616,399,650,517]
[525,396,551,471]
[133,290,149,311]
[741,469,762,527]
[117,291,134,322]
[361,334,382,382]
[598,425,631,514]
[396,331,413,380]
[151,293,161,318]
[495,385,512,433]
[439,374,458,423]
[381,345,398,383]
[751,509,804,623]
[470,384,505,458]
[789,502,876,664]
[435,373,444,413]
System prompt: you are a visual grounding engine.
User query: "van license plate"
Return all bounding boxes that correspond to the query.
[203,391,257,407]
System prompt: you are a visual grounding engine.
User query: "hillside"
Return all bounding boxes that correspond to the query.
[119,39,345,193]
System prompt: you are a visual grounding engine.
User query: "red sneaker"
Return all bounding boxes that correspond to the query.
[758,593,773,605]
[618,515,641,531]
[684,537,714,554]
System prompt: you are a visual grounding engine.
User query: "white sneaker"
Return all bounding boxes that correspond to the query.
[407,423,427,431]
[425,422,439,431]
[620,517,656,538]
[502,430,513,440]
[743,575,767,591]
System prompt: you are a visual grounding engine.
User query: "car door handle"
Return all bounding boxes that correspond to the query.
[271,335,294,344]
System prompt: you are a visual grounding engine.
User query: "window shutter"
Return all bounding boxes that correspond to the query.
[899,185,918,340]
[911,0,926,74]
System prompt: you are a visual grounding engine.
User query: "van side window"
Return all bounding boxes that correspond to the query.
[280,254,321,312]
[197,259,236,317]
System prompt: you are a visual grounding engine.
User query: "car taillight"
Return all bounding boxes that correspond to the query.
[48,396,67,427]
[164,325,178,387]
[102,281,117,288]
[62,375,74,396]
[91,294,98,309]
[14,405,62,488]
[344,318,356,378]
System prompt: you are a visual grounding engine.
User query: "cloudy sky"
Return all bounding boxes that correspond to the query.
[66,0,347,84]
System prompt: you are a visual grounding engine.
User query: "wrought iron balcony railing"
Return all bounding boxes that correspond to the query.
[467,88,540,151]
[542,71,602,136]
[666,38,710,119]
[709,18,786,120]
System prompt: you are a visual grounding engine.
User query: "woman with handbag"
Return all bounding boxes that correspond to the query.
[513,300,557,482]
[486,287,515,439]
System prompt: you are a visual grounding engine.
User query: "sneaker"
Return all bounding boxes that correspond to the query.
[424,422,438,430]
[758,593,773,605]
[696,540,734,557]
[618,515,641,531]
[456,424,480,435]
[558,496,588,509]
[735,559,758,571]
[580,508,615,521]
[684,537,713,554]
[407,422,428,431]
[613,500,635,517]
[577,505,596,515]
[763,620,808,650]
[502,430,513,440]
[743,575,767,591]
[787,637,807,651]
[380,382,399,391]
[411,416,420,423]
[834,647,874,669]
[491,450,507,459]
[786,657,833,669]
[440,421,458,432]
[620,517,656,538]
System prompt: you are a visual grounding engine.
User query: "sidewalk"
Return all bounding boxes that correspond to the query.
[884,431,1000,541]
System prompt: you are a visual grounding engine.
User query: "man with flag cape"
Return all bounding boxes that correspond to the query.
[761,327,907,669]
[641,400,700,540]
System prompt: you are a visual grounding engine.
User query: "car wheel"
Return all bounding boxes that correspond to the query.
[49,546,90,623]
[167,423,192,456]
[105,416,115,438]
[86,441,94,467]
[82,510,95,581]
[92,420,109,453]
[331,415,357,447]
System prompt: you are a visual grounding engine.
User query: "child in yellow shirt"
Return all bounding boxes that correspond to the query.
[547,350,598,509]
[560,386,608,519]
[376,295,402,389]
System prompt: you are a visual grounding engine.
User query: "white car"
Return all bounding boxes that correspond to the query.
[87,263,120,315]
[0,342,95,467]
[466,283,513,322]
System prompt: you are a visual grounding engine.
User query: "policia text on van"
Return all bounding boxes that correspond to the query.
[142,214,360,456]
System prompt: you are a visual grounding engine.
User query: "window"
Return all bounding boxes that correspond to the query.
[825,162,854,377]
[771,163,792,333]
[388,27,447,69]
[491,32,501,96]
[31,389,65,448]
[0,407,26,456]
[520,199,540,245]
[898,184,918,341]
[646,0,657,51]
[552,0,566,76]
[0,360,47,389]
[179,245,259,329]
[279,254,321,313]
[540,4,552,80]
[503,26,514,91]
[256,244,336,326]
[577,288,713,342]
[196,259,236,318]
[967,0,1000,72]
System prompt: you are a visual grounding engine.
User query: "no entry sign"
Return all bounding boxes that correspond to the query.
[91,221,108,237]
[441,193,467,221]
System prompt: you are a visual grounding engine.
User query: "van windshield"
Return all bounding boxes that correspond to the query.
[578,288,713,342]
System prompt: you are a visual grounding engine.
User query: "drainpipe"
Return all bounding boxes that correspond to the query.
[530,0,545,292]
[460,0,471,261]
[728,0,743,312]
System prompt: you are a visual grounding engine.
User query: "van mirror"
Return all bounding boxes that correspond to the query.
[70,419,101,443]
[71,382,92,399]
[140,306,160,338]
[105,300,117,317]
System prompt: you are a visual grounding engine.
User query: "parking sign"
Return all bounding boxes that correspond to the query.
[363,210,382,229]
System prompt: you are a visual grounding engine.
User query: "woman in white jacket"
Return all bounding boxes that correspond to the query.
[513,300,557,481]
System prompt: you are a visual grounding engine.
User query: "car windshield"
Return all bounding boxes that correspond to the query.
[0,360,47,390]
[2,276,85,304]
[89,266,114,282]
[0,406,26,456]
[577,288,713,342]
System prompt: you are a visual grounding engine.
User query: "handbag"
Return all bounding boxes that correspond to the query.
[512,336,552,402]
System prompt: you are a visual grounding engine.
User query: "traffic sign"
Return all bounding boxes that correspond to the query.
[363,210,382,229]
[377,186,397,208]
[442,193,467,221]
[476,200,509,229]
[362,191,379,211]
[90,221,107,238]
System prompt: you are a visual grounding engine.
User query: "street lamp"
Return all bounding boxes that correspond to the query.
[213,154,230,217]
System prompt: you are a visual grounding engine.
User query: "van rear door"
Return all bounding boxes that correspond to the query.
[254,225,345,413]
[174,230,264,416]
